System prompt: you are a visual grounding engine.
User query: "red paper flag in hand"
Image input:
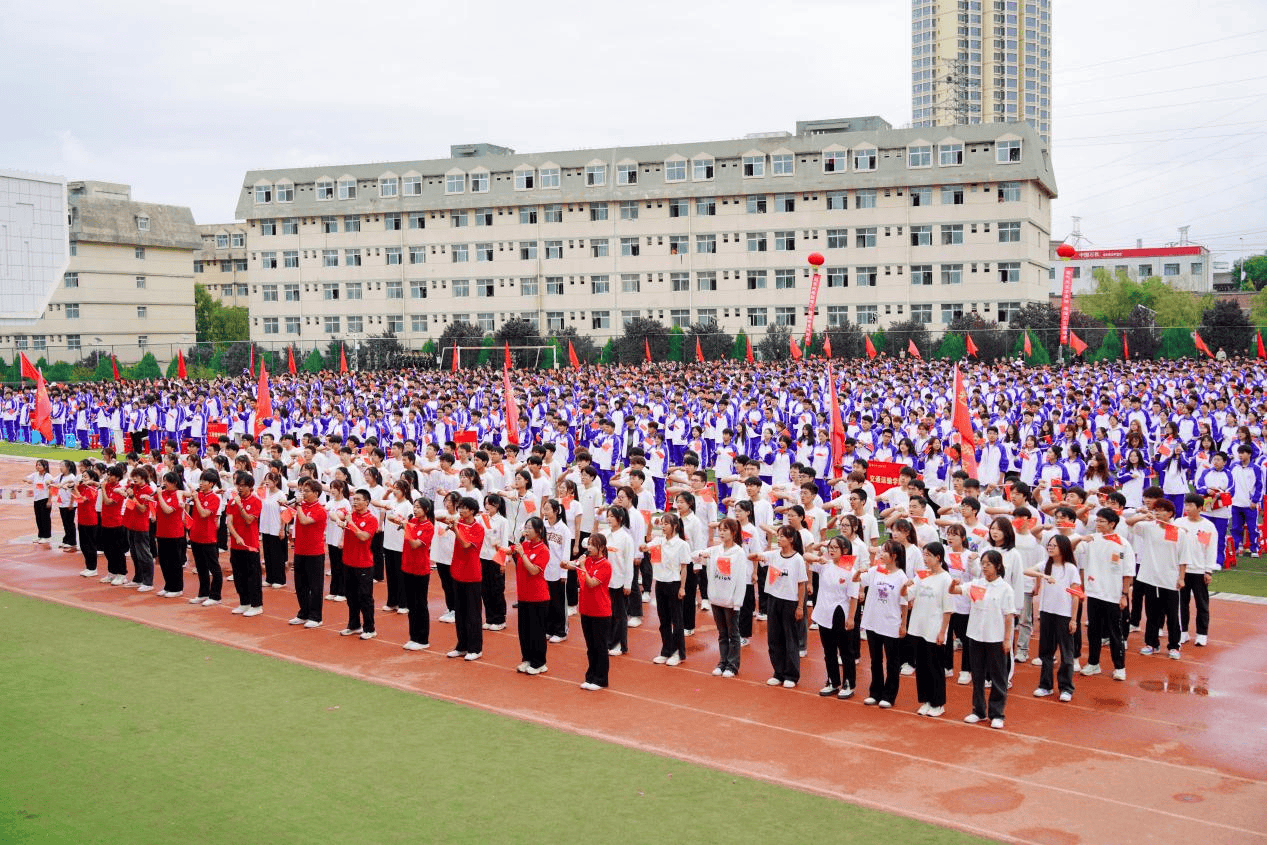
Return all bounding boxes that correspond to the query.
[745,334,754,364]
[865,334,877,360]
[1257,331,1265,360]
[952,363,978,475]
[908,338,922,360]
[823,334,833,358]
[177,349,187,379]
[828,361,847,478]
[789,334,803,361]
[19,352,39,381]
[568,340,580,369]
[695,337,704,363]
[33,370,53,441]
[287,346,297,376]
[965,334,979,357]
[1023,331,1032,357]
[254,359,271,436]
[1068,330,1088,355]
[644,338,652,363]
[339,343,349,373]
[451,342,459,373]
[112,355,121,381]
[249,345,255,378]
[1192,331,1214,359]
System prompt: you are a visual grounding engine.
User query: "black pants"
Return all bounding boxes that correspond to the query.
[582,614,611,687]
[626,553,648,619]
[328,544,345,597]
[655,580,685,659]
[738,583,756,639]
[33,500,52,540]
[294,553,325,622]
[129,528,155,586]
[518,599,548,668]
[866,631,902,703]
[818,606,851,689]
[946,612,971,675]
[1143,583,1181,651]
[156,536,186,594]
[914,636,947,707]
[371,532,385,581]
[402,571,431,645]
[756,564,769,615]
[345,567,375,632]
[384,548,405,609]
[59,507,77,547]
[454,579,483,653]
[767,595,801,683]
[1037,610,1076,694]
[1128,578,1148,629]
[481,559,507,625]
[682,566,700,631]
[191,541,222,600]
[1086,596,1126,670]
[102,526,128,575]
[969,638,1008,719]
[1180,572,1210,636]
[262,533,287,586]
[712,605,741,673]
[546,579,568,638]
[607,587,629,651]
[79,523,98,571]
[436,562,456,612]
[229,548,263,607]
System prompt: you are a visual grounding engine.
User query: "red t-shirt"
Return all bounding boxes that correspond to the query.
[402,518,434,576]
[75,484,98,526]
[293,501,328,557]
[155,489,186,539]
[188,491,220,545]
[578,556,612,617]
[123,484,154,532]
[343,510,379,568]
[514,539,551,603]
[228,492,262,552]
[450,519,485,583]
[100,482,125,528]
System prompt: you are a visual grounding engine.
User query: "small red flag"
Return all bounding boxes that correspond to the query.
[789,334,803,361]
[908,339,922,360]
[1068,330,1088,355]
[19,352,39,381]
[177,349,187,379]
[745,334,754,364]
[965,334,978,357]
[695,337,704,363]
[568,340,580,369]
[1192,331,1214,359]
[823,334,833,358]
[249,345,255,378]
[339,343,349,373]
[1023,331,1032,356]
[112,355,121,381]
[287,346,297,376]
[1257,331,1265,360]
[33,370,53,441]
[865,334,877,359]
[254,359,271,436]
[451,342,459,373]
[644,338,652,363]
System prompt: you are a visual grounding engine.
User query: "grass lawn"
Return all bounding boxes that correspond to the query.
[0,442,97,462]
[0,590,980,845]
[1214,554,1267,599]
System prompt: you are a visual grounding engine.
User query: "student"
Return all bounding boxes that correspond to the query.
[380,480,414,614]
[955,549,1016,729]
[757,525,809,689]
[1177,492,1217,647]
[25,459,53,545]
[400,496,436,650]
[225,471,263,615]
[909,542,954,717]
[152,471,187,597]
[431,490,460,623]
[1126,498,1186,660]
[446,496,486,661]
[856,540,910,708]
[187,469,223,606]
[1075,507,1135,681]
[124,467,156,591]
[478,493,510,632]
[324,478,352,603]
[258,472,288,589]
[696,518,752,678]
[810,535,857,698]
[290,478,328,628]
[649,511,690,665]
[54,460,78,552]
[1025,533,1081,701]
[511,516,551,674]
[542,499,573,643]
[566,533,613,690]
[340,488,379,639]
[74,467,101,577]
[602,505,636,656]
[943,524,977,685]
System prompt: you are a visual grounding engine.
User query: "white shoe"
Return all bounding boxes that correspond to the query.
[767,678,782,687]
[100,574,114,583]
[359,631,377,640]
[877,698,890,707]
[488,623,506,632]
[566,606,578,617]
[700,600,711,611]
[270,583,284,589]
[446,650,465,658]
[397,607,409,615]
[712,667,724,676]
[332,595,346,602]
[136,585,153,593]
[481,622,491,630]
[900,663,915,676]
[990,718,1005,730]
[1112,668,1126,681]
[722,670,735,678]
[684,629,694,637]
[232,605,248,614]
[1031,657,1043,666]
[526,664,547,675]
[579,682,600,690]
[1072,659,1081,672]
[627,618,643,628]
[653,655,668,664]
[641,592,651,603]
[439,611,455,623]
[608,647,623,656]
[516,661,530,673]
[944,668,954,678]
[927,706,944,717]
[243,606,263,617]
[463,651,481,661]
[1179,632,1190,644]
[189,596,206,604]
[201,598,220,607]
[339,628,362,637]
[799,649,808,658]
[838,686,854,699]
[809,623,819,631]
[1139,646,1156,656]
[79,569,95,578]
[963,713,982,724]
[1059,691,1072,702]
[1195,634,1208,646]
[155,590,169,597]
[1033,688,1052,697]
[784,680,797,689]
[1081,664,1101,676]
[918,703,931,716]
[165,592,181,599]
[863,697,877,705]
[755,613,767,622]
[549,635,567,643]
[957,671,971,685]
[666,655,682,667]
[288,617,305,625]
[740,637,750,647]
[1168,649,1181,660]
[382,605,397,613]
[304,620,322,629]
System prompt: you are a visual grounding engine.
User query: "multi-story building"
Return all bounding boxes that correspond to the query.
[1,181,201,366]
[194,222,251,308]
[234,117,1056,348]
[912,0,1051,146]
[1048,242,1212,296]
[0,169,70,333]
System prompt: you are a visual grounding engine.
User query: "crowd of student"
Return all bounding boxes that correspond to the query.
[15,353,1253,728]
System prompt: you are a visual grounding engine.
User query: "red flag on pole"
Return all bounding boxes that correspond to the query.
[1192,331,1214,359]
[339,343,349,373]
[1122,334,1129,360]
[1023,331,1032,356]
[249,344,255,378]
[745,334,754,364]
[644,338,652,364]
[568,340,580,369]
[451,342,459,373]
[789,334,803,361]
[33,370,53,442]
[177,349,187,379]
[112,355,121,381]
[952,363,978,475]
[907,339,922,360]
[503,366,519,446]
[1257,331,1265,360]
[695,337,704,363]
[1068,330,1088,355]
[827,361,846,479]
[19,352,39,381]
[503,342,512,371]
[253,360,271,436]
[865,335,877,360]
[286,346,296,376]
[965,334,979,357]
[823,334,833,358]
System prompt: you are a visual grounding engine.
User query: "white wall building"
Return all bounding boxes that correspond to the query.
[0,169,69,329]
[1047,243,1211,295]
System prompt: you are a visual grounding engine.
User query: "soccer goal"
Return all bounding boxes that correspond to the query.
[438,344,561,370]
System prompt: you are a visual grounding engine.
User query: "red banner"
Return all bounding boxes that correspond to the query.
[866,460,905,496]
[804,270,822,348]
[1059,266,1074,345]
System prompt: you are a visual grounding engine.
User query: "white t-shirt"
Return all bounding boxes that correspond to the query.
[859,568,909,638]
[762,550,808,603]
[543,518,573,582]
[907,570,955,643]
[1036,562,1081,617]
[653,535,691,583]
[704,544,751,609]
[810,560,855,628]
[965,577,1016,643]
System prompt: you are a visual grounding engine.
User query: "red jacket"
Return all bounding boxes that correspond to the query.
[578,556,612,617]
[343,510,378,568]
[402,518,434,576]
[293,501,328,557]
[188,491,220,545]
[450,519,485,582]
[514,539,551,603]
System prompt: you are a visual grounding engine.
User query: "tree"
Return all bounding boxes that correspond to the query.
[936,333,967,360]
[732,330,749,361]
[1009,302,1061,359]
[615,317,670,364]
[1078,268,1207,335]
[1249,285,1267,328]
[1010,330,1051,365]
[194,283,248,344]
[1089,327,1121,363]
[1066,311,1108,361]
[688,320,733,362]
[91,355,116,381]
[945,314,1009,361]
[438,320,487,368]
[126,352,162,380]
[549,325,598,366]
[885,319,933,360]
[599,339,615,365]
[822,322,864,359]
[1158,326,1197,360]
[756,324,793,361]
[666,326,685,362]
[1199,299,1254,356]
[1122,304,1162,361]
[869,328,888,356]
[494,318,547,368]
[475,336,496,367]
[359,334,405,371]
[302,349,325,373]
[1232,255,1267,291]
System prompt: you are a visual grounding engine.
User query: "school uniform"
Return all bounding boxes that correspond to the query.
[908,569,955,708]
[860,566,910,703]
[189,490,223,601]
[154,489,187,594]
[705,544,751,674]
[450,519,486,654]
[578,555,613,687]
[514,539,551,670]
[75,481,99,573]
[293,500,328,623]
[401,517,434,646]
[342,509,379,633]
[1075,532,1135,672]
[124,483,156,587]
[811,558,856,691]
[764,550,809,684]
[1035,561,1080,695]
[965,576,1016,721]
[227,492,264,609]
[544,518,573,640]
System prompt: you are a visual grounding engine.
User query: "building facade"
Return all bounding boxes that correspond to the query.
[1,181,202,366]
[194,222,251,308]
[234,118,1056,348]
[912,0,1051,146]
[1047,244,1212,296]
[0,169,69,330]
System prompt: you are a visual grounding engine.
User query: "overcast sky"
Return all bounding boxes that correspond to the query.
[5,0,1266,264]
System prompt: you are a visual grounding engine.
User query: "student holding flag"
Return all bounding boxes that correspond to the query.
[1024,534,1082,701]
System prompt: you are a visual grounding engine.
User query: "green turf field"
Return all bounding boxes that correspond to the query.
[0,591,980,845]
[1214,554,1267,598]
[0,442,97,462]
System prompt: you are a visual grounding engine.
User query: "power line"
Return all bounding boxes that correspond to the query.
[1057,28,1267,73]
[1064,94,1264,119]
[1062,74,1267,108]
[1059,48,1267,84]
[1061,120,1267,142]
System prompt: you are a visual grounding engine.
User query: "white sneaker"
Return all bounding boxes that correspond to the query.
[783,680,797,689]
[332,595,346,603]
[79,569,95,578]
[288,617,305,625]
[232,605,248,614]
[1168,649,1181,660]
[481,622,490,630]
[548,635,567,643]
[189,596,206,604]
[963,713,982,724]
[382,605,397,613]
[755,613,767,621]
[136,585,153,593]
[900,663,915,676]
[463,651,482,661]
[1059,691,1073,702]
[243,606,263,617]
[100,574,114,583]
[627,618,642,628]
[579,682,600,690]
[488,623,506,632]
[1081,664,1101,676]
[944,668,954,678]
[515,661,530,673]
[304,620,322,629]
[164,592,181,599]
[1179,632,1190,644]
[957,671,971,685]
[799,649,808,658]
[711,667,724,676]
[155,590,169,597]
[1031,657,1043,666]
[927,705,944,717]
[1112,668,1126,681]
[877,698,890,706]
[608,647,623,656]
[838,686,854,699]
[653,655,668,664]
[201,598,220,607]
[863,697,877,705]
[740,638,750,647]
[359,631,377,640]
[684,629,695,637]
[918,703,931,716]
[446,650,464,658]
[641,592,651,603]
[397,607,409,615]
[722,670,735,678]
[1033,688,1052,697]
[990,718,1005,730]
[700,600,711,611]
[566,606,578,617]
[340,628,362,637]
[809,623,819,631]
[666,655,682,667]
[1072,659,1081,672]
[439,611,455,623]
[1195,634,1208,646]
[1139,646,1156,656]
[767,678,782,687]
[526,664,547,675]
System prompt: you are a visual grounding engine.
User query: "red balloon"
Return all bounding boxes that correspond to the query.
[1056,243,1076,259]
[807,252,826,267]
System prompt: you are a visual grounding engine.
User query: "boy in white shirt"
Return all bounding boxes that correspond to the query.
[1177,492,1217,647]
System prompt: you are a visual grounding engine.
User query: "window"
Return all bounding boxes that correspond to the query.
[622,274,640,293]
[775,231,796,251]
[997,301,1021,323]
[235,283,247,296]
[619,201,638,220]
[827,191,847,210]
[259,252,276,270]
[515,169,535,190]
[617,163,637,185]
[135,336,145,348]
[670,308,691,328]
[620,237,640,257]
[258,217,278,236]
[544,240,563,259]
[671,272,689,292]
[911,264,933,286]
[135,246,145,259]
[403,175,422,196]
[519,241,538,260]
[475,243,493,262]
[941,303,964,324]
[856,266,877,287]
[344,216,361,233]
[941,264,963,285]
[338,177,357,199]
[543,204,563,223]
[519,207,538,225]
[591,238,609,258]
[669,234,689,255]
[277,183,293,203]
[774,193,795,212]
[855,227,877,248]
[826,305,848,326]
[998,262,1021,283]
[1163,263,1180,277]
[231,233,244,247]
[998,221,1021,242]
[856,305,878,326]
[940,224,964,245]
[216,234,229,248]
[470,208,491,227]
[284,284,300,302]
[263,317,279,335]
[194,261,204,273]
[387,315,403,334]
[263,284,278,302]
[322,216,338,234]
[592,310,611,330]
[747,195,768,214]
[284,316,300,335]
[255,185,271,204]
[590,202,608,221]
[665,160,687,181]
[771,153,793,176]
[324,316,341,333]
[280,217,298,235]
[1138,264,1153,277]
[910,186,932,207]
[451,210,469,228]
[13,336,26,350]
[65,303,79,319]
[546,311,565,331]
[746,270,767,290]
[696,234,716,253]
[742,155,765,177]
[458,170,483,192]
[476,312,493,331]
[775,306,797,327]
[137,306,147,319]
[939,143,964,166]
[539,167,561,188]
[384,213,402,231]
[908,145,932,167]
[668,198,689,218]
[406,246,425,266]
[521,276,539,296]
[67,334,81,352]
[136,215,149,231]
[775,269,796,289]
[446,173,465,194]
[233,259,247,272]
[411,314,429,333]
[590,275,610,294]
[853,148,876,171]
[379,177,399,197]
[826,268,847,288]
[453,279,470,297]
[910,225,932,246]
[696,196,716,216]
[344,249,362,266]
[586,164,607,186]
[386,280,403,299]
[747,307,768,327]
[998,181,1021,202]
[410,280,427,299]
[1191,262,1205,276]
[452,244,469,263]
[696,271,717,291]
[323,283,340,300]
[746,232,768,252]
[316,179,334,200]
[942,186,964,205]
[856,189,877,209]
[64,272,78,288]
[693,158,714,180]
[823,150,847,173]
[997,139,1022,163]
